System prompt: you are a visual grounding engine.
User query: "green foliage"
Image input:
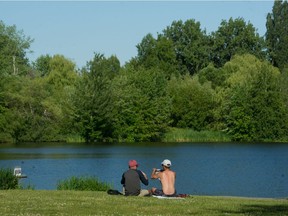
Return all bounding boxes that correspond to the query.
[74,53,120,142]
[57,176,112,191]
[266,0,288,70]
[112,66,171,142]
[32,54,52,77]
[45,54,78,88]
[0,168,19,189]
[162,19,211,75]
[163,127,231,142]
[220,54,288,141]
[42,55,79,138]
[198,63,230,89]
[0,20,33,76]
[2,14,288,143]
[168,75,217,131]
[135,33,178,78]
[1,76,62,142]
[211,17,265,68]
[0,54,79,142]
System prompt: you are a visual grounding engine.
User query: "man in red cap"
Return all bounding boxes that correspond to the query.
[121,159,149,196]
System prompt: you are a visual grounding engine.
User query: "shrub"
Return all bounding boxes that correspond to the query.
[57,176,112,191]
[0,168,19,189]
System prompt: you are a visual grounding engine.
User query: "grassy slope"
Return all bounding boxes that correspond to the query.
[0,190,287,215]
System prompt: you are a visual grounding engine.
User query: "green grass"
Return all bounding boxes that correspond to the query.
[0,190,287,215]
[163,128,231,142]
[57,176,112,191]
[65,134,85,143]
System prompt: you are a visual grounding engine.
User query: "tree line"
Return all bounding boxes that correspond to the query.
[1,1,288,143]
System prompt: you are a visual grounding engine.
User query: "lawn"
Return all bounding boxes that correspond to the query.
[0,190,287,215]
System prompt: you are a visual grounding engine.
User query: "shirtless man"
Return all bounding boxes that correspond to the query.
[150,159,177,196]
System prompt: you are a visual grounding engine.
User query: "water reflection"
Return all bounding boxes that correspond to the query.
[0,142,287,198]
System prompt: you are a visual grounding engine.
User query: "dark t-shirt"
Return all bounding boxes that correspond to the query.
[121,169,149,196]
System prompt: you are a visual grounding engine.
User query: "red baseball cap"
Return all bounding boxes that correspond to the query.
[128,160,138,167]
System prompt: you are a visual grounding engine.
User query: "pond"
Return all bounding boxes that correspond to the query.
[0,142,287,198]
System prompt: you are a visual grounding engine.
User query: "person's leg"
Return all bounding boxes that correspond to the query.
[151,187,156,194]
[138,189,150,197]
[152,188,164,196]
[122,187,126,195]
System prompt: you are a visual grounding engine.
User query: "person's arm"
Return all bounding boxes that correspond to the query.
[151,168,160,179]
[137,170,149,185]
[121,173,125,185]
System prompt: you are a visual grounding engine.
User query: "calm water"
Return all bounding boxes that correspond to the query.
[0,142,287,198]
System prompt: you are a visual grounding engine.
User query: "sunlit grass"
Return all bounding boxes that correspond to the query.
[57,176,112,191]
[0,190,287,215]
[63,128,232,143]
[65,134,85,143]
[163,128,231,142]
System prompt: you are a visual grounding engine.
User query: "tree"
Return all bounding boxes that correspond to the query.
[211,18,265,68]
[198,63,228,89]
[167,74,216,131]
[32,54,52,77]
[266,0,288,70]
[134,33,178,79]
[0,76,50,142]
[0,54,80,142]
[220,54,288,141]
[0,21,33,76]
[112,66,171,142]
[74,53,120,142]
[162,19,211,75]
[42,55,79,138]
[45,55,78,88]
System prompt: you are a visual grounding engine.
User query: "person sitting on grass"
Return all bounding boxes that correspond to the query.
[150,159,177,197]
[121,159,150,196]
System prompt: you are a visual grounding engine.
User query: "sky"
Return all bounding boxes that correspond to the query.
[0,1,275,68]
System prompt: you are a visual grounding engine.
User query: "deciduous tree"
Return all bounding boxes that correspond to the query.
[211,18,265,68]
[0,21,33,76]
[220,54,288,141]
[266,0,288,70]
[74,53,120,142]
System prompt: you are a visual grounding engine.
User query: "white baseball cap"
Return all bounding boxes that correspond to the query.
[161,159,172,167]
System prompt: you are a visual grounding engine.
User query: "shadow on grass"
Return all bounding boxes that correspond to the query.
[218,204,288,215]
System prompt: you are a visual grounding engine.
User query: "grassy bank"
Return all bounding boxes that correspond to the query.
[163,128,231,142]
[63,128,232,143]
[0,190,287,215]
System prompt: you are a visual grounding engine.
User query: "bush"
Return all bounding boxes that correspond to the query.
[0,168,19,189]
[57,176,112,191]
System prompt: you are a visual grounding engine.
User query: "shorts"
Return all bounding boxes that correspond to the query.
[153,189,177,197]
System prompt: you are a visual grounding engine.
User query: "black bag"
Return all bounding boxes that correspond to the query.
[107,189,123,195]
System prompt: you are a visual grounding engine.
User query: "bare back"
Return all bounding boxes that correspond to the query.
[158,169,176,195]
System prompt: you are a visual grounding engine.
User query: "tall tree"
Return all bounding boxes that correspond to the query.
[266,0,288,70]
[42,55,79,138]
[162,19,211,75]
[167,74,216,131]
[211,18,265,68]
[74,53,120,142]
[220,54,288,141]
[112,66,171,142]
[0,54,79,142]
[32,54,52,77]
[0,21,33,76]
[135,33,178,79]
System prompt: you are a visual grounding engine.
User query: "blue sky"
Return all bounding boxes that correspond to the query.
[0,1,274,68]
